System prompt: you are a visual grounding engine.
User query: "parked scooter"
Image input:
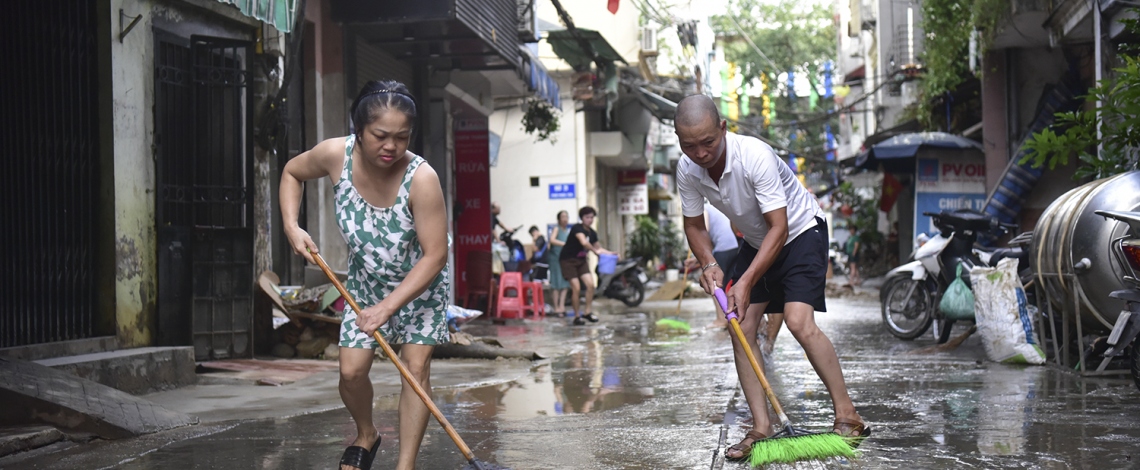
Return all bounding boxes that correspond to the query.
[880,209,1028,343]
[829,240,849,277]
[499,226,527,272]
[1091,210,1140,391]
[582,256,648,307]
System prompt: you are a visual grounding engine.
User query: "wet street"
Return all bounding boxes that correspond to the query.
[5,288,1140,469]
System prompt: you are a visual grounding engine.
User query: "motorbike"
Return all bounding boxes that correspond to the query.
[1091,210,1140,391]
[829,240,849,277]
[880,209,1028,343]
[498,226,527,273]
[585,256,648,307]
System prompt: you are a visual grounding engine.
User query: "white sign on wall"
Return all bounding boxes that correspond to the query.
[617,184,649,215]
[914,155,987,235]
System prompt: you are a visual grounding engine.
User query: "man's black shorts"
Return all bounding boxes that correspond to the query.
[729,217,828,313]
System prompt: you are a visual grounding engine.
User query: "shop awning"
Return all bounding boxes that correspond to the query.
[842,65,865,84]
[547,28,628,71]
[856,131,982,173]
[521,47,561,108]
[635,86,677,121]
[872,132,982,159]
[216,0,297,32]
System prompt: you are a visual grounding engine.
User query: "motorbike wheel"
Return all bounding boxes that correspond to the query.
[881,274,934,340]
[619,272,645,307]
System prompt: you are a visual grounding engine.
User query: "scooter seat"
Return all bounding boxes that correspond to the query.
[986,248,1026,267]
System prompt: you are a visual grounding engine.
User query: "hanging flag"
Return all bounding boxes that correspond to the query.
[823,61,833,98]
[825,124,835,161]
[787,127,797,170]
[880,172,904,212]
[608,0,619,14]
[787,69,796,102]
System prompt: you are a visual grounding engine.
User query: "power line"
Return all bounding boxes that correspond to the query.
[724,12,780,72]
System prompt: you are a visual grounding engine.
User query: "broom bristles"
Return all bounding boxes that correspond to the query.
[748,432,857,466]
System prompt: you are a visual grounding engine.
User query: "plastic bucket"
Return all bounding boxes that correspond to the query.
[597,253,618,275]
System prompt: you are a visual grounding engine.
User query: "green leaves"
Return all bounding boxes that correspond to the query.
[627,215,662,265]
[521,99,561,143]
[711,0,835,84]
[626,216,686,269]
[917,0,1009,127]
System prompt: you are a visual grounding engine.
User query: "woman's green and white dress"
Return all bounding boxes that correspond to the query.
[335,135,451,348]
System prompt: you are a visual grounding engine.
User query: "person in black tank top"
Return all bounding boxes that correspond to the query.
[558,206,616,325]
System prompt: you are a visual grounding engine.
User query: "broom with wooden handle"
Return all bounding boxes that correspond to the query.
[714,284,858,466]
[311,250,506,470]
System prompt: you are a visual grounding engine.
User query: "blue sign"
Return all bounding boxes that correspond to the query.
[915,192,987,236]
[917,158,939,182]
[549,183,575,200]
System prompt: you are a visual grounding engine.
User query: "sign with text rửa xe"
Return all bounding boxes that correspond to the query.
[617,184,648,215]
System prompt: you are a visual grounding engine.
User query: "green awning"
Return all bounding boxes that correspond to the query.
[216,0,298,33]
[547,28,628,71]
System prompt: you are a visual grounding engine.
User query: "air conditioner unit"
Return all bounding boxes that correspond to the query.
[640,26,657,53]
[518,0,538,43]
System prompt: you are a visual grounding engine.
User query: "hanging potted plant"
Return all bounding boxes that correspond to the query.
[521,99,560,143]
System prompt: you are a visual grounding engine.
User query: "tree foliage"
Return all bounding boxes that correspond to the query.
[710,0,835,84]
[916,0,1008,128]
[710,0,837,189]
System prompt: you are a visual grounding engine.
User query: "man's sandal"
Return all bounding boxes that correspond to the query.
[725,429,769,460]
[833,418,871,448]
[339,435,381,470]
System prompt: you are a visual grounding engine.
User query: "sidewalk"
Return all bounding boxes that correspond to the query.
[0,316,586,462]
[826,272,885,298]
[142,332,579,424]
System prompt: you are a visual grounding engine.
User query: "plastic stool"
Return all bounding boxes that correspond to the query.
[495,272,526,319]
[523,281,545,319]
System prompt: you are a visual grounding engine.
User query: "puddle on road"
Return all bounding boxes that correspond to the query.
[376,314,710,422]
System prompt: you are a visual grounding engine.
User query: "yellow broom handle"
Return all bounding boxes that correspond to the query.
[716,287,788,420]
[674,249,693,317]
[310,251,477,462]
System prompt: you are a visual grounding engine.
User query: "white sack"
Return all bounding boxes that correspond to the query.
[970,257,1045,364]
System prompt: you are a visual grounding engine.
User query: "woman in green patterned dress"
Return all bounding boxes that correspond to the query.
[280,80,450,470]
[547,210,572,315]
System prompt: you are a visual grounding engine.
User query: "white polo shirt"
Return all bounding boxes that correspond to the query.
[677,132,823,249]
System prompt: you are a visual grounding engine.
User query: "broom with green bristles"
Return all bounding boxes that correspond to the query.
[715,285,858,466]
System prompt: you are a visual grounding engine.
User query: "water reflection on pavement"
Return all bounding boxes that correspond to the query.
[8,291,1140,469]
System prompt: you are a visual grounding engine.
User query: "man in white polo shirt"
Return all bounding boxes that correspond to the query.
[674,94,867,460]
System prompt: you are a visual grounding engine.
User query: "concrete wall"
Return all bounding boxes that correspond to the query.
[1009,47,1069,142]
[981,50,1009,194]
[302,0,350,273]
[835,0,878,160]
[108,0,261,347]
[489,76,587,243]
[873,0,921,129]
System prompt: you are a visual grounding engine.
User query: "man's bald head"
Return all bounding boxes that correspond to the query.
[674,94,728,169]
[675,94,722,131]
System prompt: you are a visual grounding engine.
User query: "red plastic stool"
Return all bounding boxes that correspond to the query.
[523,282,545,319]
[495,272,525,319]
